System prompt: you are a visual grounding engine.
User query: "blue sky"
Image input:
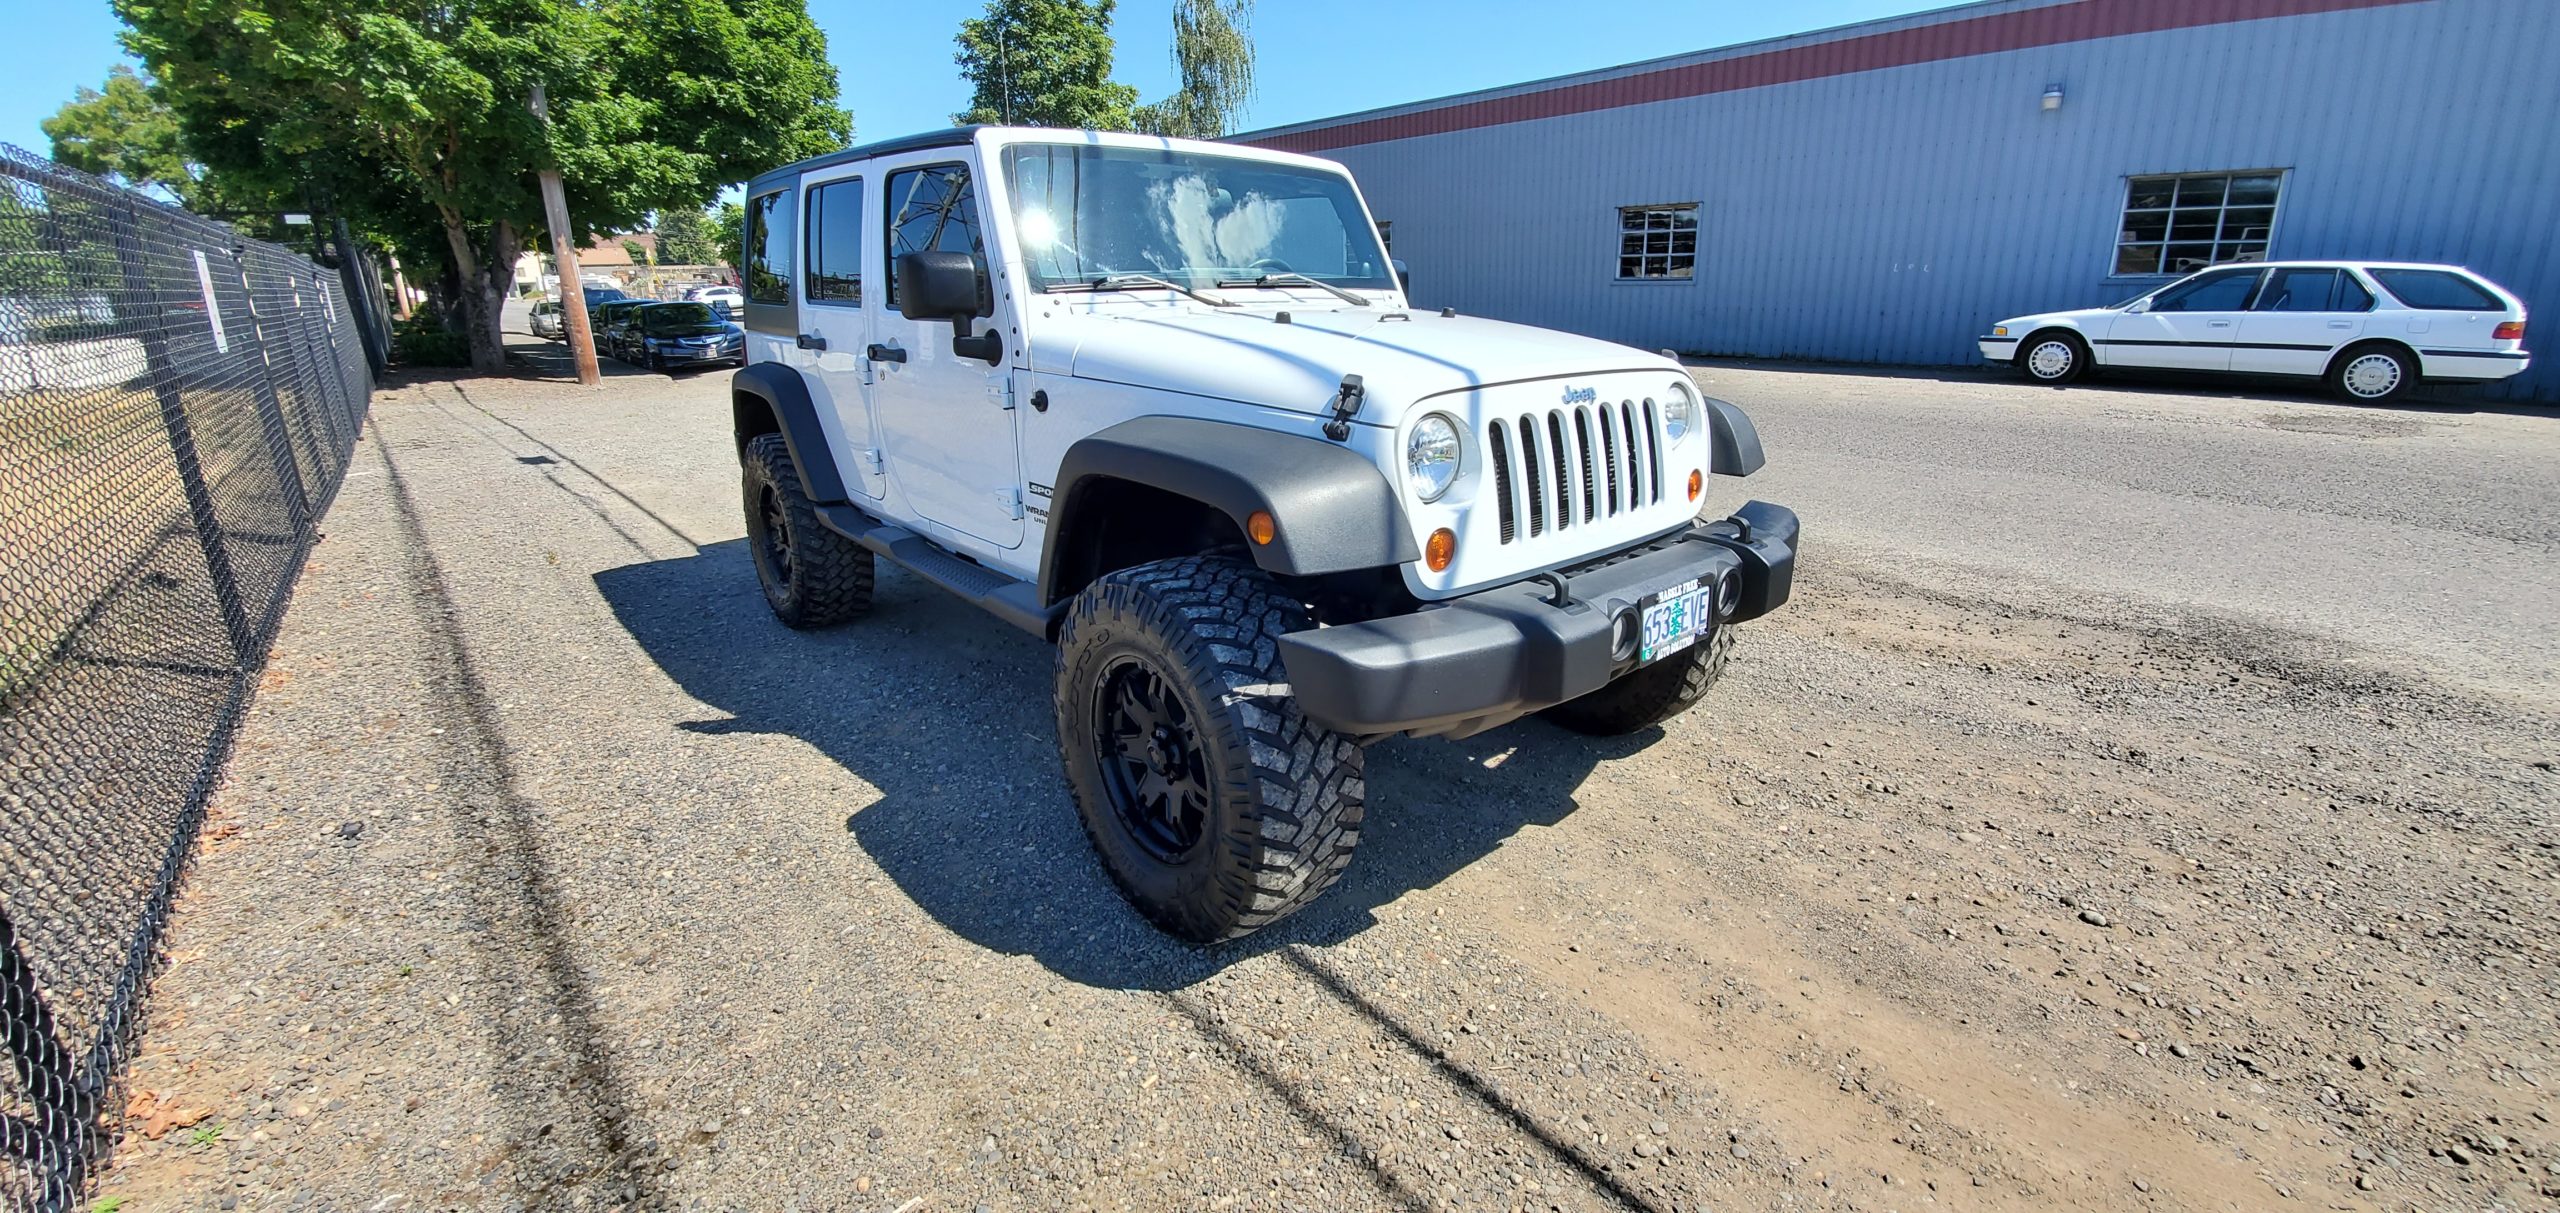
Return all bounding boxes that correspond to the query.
[6,0,1942,174]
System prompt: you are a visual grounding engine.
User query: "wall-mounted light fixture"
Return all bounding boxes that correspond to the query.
[2041,85,2065,112]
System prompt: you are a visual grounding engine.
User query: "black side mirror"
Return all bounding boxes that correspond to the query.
[895,250,1001,366]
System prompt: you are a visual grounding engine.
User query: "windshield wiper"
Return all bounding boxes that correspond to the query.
[1215,272,1371,308]
[1047,273,1236,308]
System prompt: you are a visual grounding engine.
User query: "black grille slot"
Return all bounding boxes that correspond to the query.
[1546,411,1572,531]
[1487,420,1515,544]
[1598,407,1620,515]
[1517,413,1545,536]
[1618,400,1644,506]
[1575,409,1598,522]
[1642,398,1666,502]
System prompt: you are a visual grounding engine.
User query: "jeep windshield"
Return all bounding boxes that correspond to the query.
[1002,143,1395,295]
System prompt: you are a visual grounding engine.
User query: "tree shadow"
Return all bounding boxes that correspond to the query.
[594,540,1648,992]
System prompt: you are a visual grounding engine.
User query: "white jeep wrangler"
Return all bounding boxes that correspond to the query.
[730,127,1799,941]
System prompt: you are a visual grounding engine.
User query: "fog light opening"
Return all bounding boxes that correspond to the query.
[1610,609,1640,661]
[1715,571,1741,619]
[1425,527,1456,572]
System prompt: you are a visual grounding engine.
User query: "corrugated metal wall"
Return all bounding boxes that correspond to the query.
[1250,0,2559,402]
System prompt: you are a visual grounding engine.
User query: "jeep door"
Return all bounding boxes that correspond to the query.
[870,159,1024,549]
[796,168,886,499]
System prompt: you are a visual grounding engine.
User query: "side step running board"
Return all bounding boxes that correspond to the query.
[813,503,1060,638]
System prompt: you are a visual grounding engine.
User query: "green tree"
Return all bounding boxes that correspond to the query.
[41,65,205,205]
[708,199,745,268]
[954,0,1139,129]
[1133,0,1255,139]
[655,204,718,265]
[118,0,851,371]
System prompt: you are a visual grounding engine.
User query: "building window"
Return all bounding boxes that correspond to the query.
[745,189,791,304]
[1617,204,1697,280]
[2115,172,2279,276]
[805,178,863,304]
[1375,220,1393,251]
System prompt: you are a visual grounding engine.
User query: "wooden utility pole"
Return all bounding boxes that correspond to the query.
[529,84,601,387]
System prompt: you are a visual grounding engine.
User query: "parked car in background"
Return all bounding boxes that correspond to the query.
[630,301,744,372]
[529,299,565,339]
[686,285,744,319]
[1982,261,2529,402]
[590,299,646,360]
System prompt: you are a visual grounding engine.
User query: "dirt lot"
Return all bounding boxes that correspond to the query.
[96,343,2557,1212]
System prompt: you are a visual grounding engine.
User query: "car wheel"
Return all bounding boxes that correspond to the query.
[2327,343,2415,403]
[1540,626,1733,736]
[2019,331,2089,385]
[1054,555,1364,943]
[741,434,873,628]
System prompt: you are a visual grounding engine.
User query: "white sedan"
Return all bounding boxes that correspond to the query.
[1981,261,2529,402]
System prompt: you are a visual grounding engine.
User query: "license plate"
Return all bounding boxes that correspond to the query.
[1637,578,1709,664]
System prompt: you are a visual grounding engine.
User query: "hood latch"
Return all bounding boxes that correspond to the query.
[1322,374,1366,441]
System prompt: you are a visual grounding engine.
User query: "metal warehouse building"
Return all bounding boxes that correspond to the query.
[1241,0,2558,402]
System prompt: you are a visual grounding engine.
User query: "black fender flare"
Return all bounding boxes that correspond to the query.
[729,362,848,504]
[1705,396,1766,478]
[1040,416,1420,601]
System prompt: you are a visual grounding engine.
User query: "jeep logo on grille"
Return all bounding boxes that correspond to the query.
[1561,385,1597,404]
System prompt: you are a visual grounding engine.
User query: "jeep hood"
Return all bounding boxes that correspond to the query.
[1047,306,1672,418]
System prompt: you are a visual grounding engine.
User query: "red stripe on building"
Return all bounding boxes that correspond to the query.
[1250,0,2428,154]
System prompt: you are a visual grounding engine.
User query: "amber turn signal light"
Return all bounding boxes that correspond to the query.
[1687,469,1703,502]
[1425,528,1456,572]
[1247,510,1276,545]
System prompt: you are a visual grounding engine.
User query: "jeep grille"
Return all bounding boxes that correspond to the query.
[1486,399,1664,543]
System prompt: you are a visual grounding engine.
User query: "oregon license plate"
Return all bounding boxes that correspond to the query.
[1637,578,1710,664]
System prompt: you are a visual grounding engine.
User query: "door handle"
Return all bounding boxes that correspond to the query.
[2328,320,2355,329]
[865,343,907,364]
[796,333,827,351]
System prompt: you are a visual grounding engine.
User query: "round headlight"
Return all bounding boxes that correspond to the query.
[1661,382,1696,444]
[1406,413,1462,502]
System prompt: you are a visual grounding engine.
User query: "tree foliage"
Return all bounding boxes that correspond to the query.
[708,199,745,268]
[1134,0,1255,139]
[954,0,1140,129]
[654,204,719,265]
[40,65,208,206]
[116,0,850,369]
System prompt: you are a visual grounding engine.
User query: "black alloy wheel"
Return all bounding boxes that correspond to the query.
[1092,655,1211,862]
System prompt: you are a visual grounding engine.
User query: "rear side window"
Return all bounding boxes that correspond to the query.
[2370,268,2499,311]
[885,164,985,305]
[2151,268,2261,313]
[745,190,792,304]
[806,178,864,304]
[2253,268,2339,313]
[2336,273,2375,312]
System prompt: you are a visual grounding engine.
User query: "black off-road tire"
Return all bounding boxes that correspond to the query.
[741,434,872,628]
[1054,556,1364,943]
[1540,625,1734,736]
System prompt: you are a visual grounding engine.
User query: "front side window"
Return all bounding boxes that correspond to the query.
[2369,268,2500,311]
[2150,267,2262,313]
[885,164,984,305]
[2116,172,2280,275]
[1618,204,1698,280]
[745,190,791,304]
[1002,143,1395,292]
[2253,268,2341,313]
[806,177,864,304]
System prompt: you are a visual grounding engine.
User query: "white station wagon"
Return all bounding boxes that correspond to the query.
[1981,261,2529,402]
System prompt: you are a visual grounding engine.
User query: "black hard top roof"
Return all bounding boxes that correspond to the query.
[743,126,988,197]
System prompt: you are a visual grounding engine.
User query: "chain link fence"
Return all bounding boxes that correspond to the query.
[0,145,375,1208]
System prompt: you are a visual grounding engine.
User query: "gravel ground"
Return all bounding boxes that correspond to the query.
[93,332,2557,1212]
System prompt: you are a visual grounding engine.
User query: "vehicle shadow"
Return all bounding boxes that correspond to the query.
[594,540,1642,992]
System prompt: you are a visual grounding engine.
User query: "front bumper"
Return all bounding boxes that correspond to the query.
[1978,335,2021,363]
[1278,501,1800,739]
[653,342,745,365]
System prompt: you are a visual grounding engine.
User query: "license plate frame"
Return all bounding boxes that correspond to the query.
[1635,578,1710,665]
